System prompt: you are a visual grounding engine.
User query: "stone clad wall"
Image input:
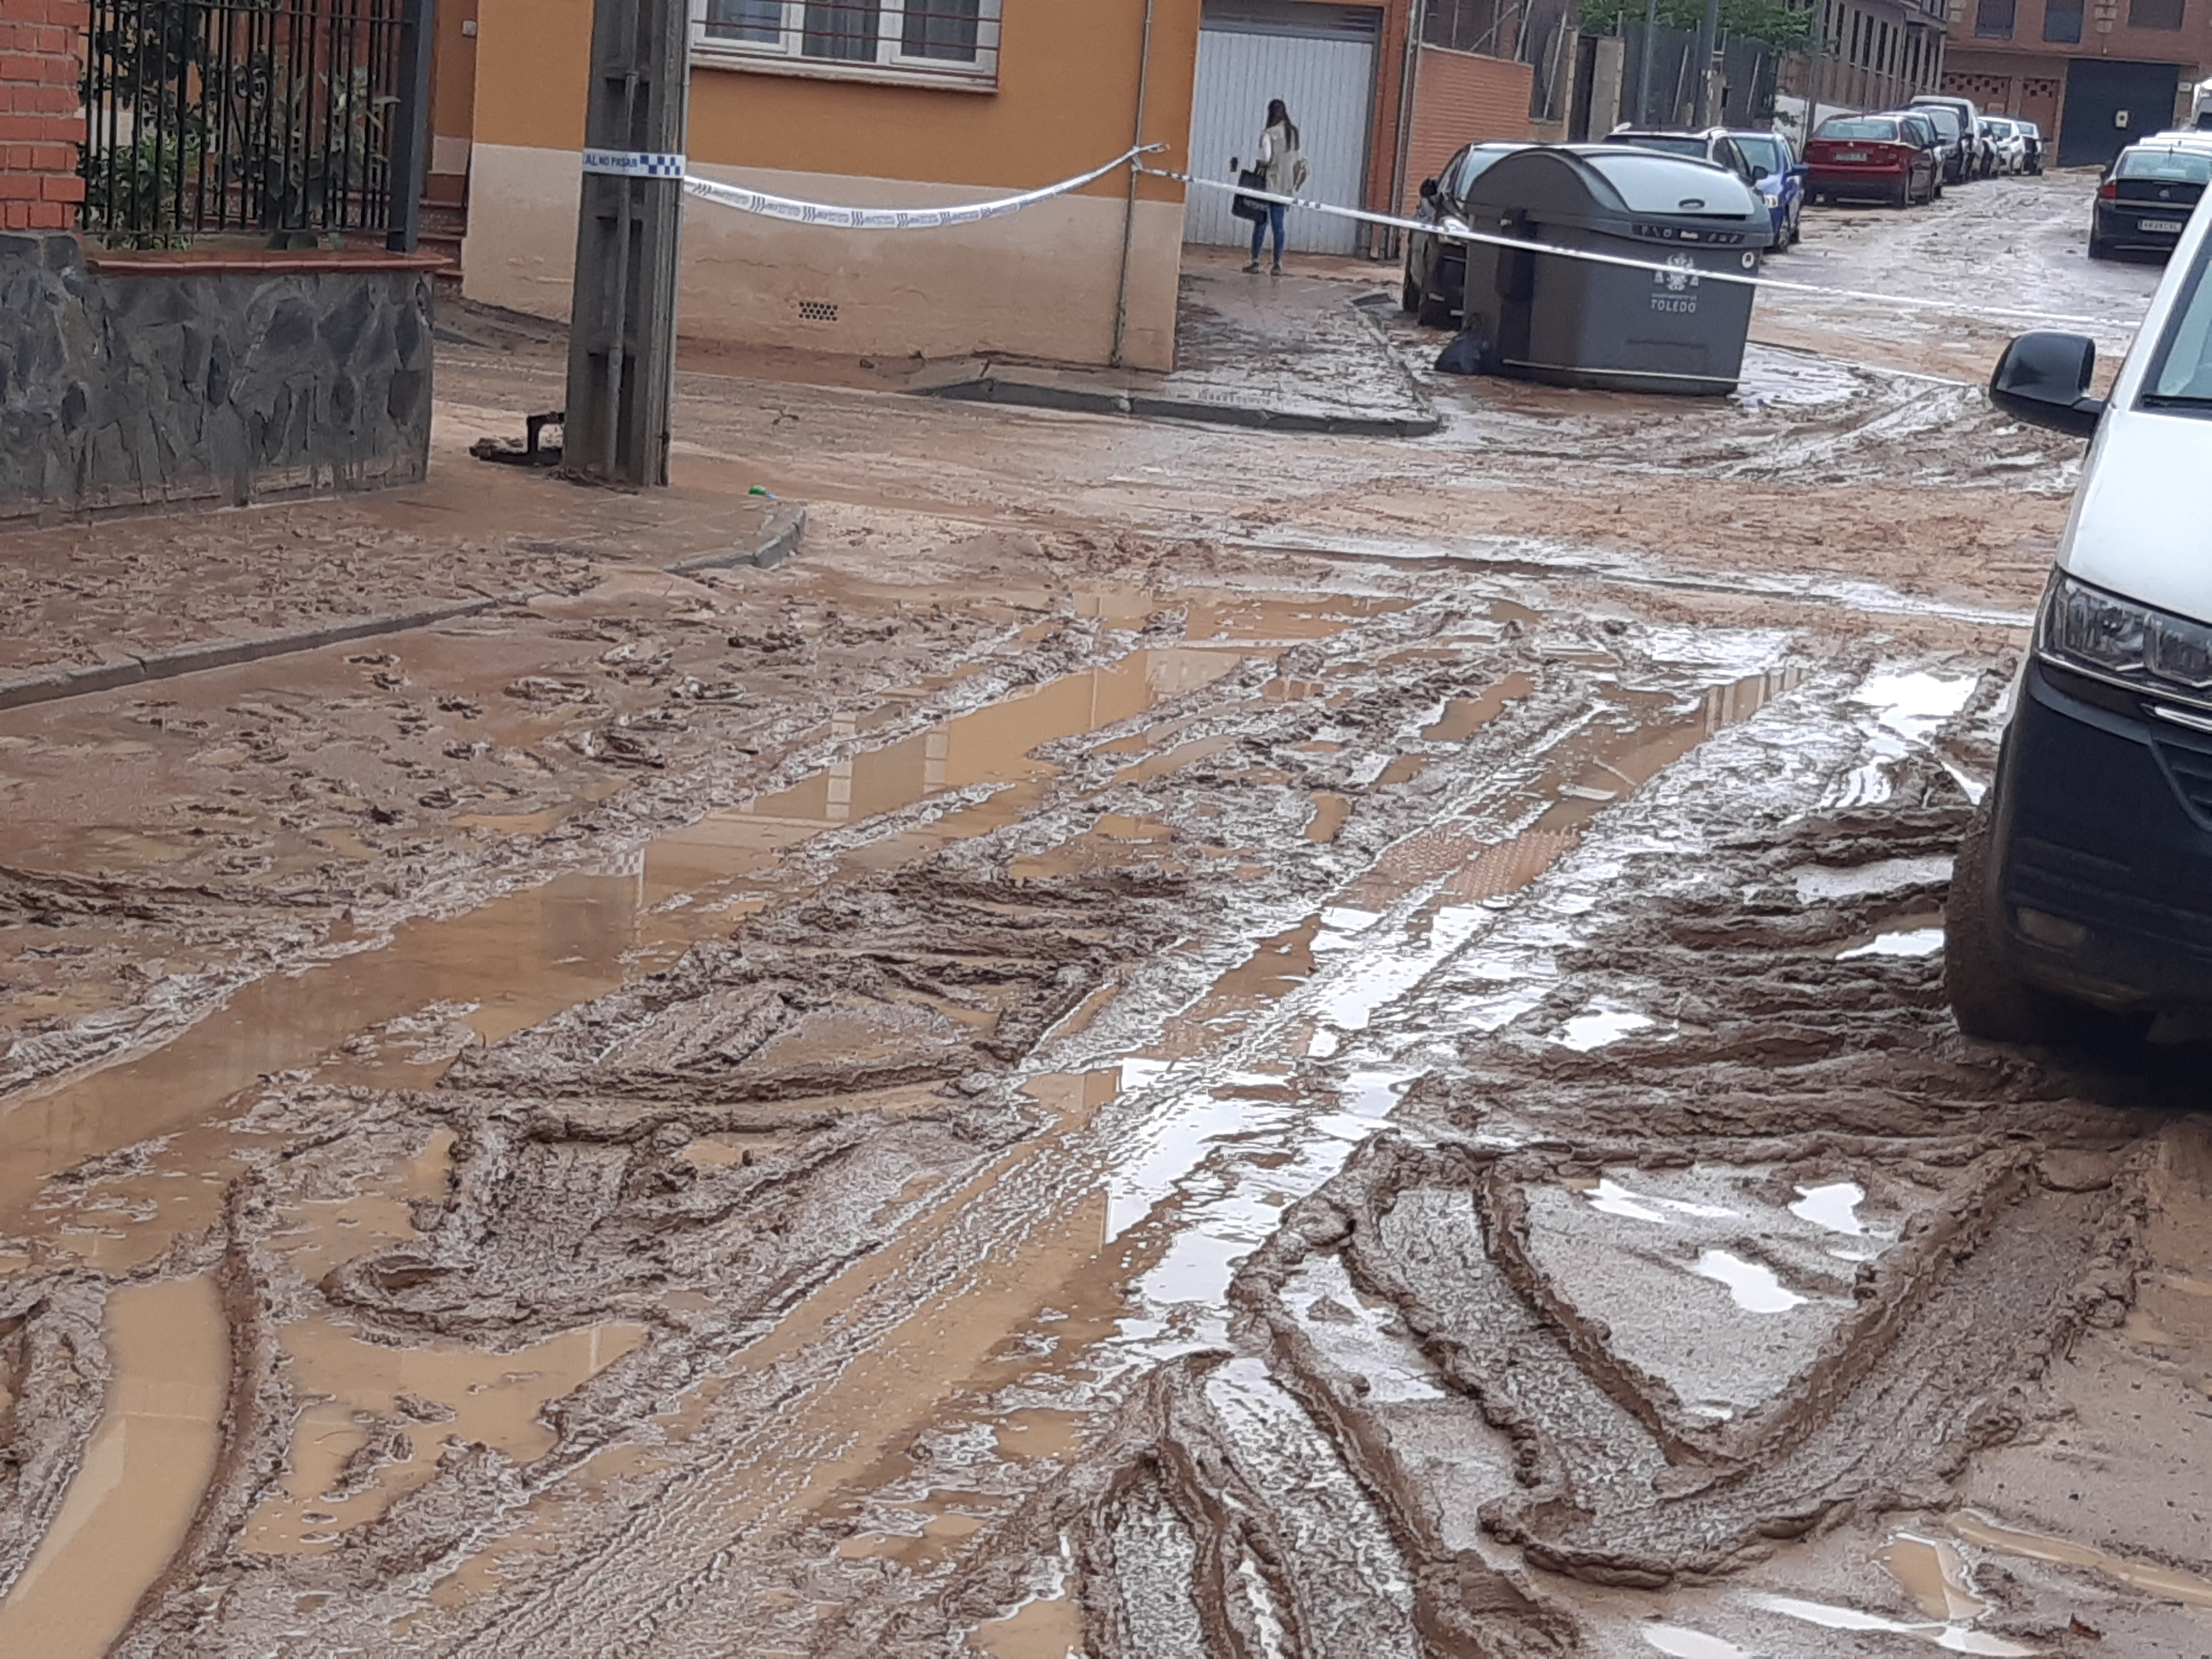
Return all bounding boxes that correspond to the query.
[0,234,435,524]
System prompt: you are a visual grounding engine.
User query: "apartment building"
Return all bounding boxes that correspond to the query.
[1943,0,2209,162]
[1808,0,1955,117]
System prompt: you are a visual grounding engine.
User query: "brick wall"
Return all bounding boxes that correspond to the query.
[0,0,85,232]
[1403,44,1535,213]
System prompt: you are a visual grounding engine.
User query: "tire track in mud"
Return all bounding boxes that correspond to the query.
[0,593,1110,1105]
[776,671,2191,1658]
[22,609,2184,1657]
[56,587,1583,1653]
[359,601,1628,1658]
[1234,1128,2145,1590]
[405,652,1817,1657]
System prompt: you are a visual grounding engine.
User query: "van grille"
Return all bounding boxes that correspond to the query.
[2156,738,2212,827]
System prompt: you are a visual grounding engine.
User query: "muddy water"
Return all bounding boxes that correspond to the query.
[245,1314,649,1552]
[0,584,1443,1646]
[1884,1532,1988,1621]
[0,645,1252,1271]
[13,554,2151,1658]
[403,658,1810,1651]
[0,1276,227,1657]
[1948,1512,2212,1609]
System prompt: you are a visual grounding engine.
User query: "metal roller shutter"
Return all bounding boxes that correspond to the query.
[1185,1,1382,255]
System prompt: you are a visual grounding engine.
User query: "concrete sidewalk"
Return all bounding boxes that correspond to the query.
[0,430,804,710]
[915,262,1438,437]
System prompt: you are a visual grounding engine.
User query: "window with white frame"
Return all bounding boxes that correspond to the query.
[695,0,1001,82]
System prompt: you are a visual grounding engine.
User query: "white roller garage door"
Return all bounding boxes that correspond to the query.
[1184,2,1380,255]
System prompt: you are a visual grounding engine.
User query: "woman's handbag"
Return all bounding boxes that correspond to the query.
[1231,167,1271,223]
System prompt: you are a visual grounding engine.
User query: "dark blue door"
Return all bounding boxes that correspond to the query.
[2060,58,2181,168]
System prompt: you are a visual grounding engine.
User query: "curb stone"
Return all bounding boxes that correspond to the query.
[916,375,1440,438]
[0,504,807,714]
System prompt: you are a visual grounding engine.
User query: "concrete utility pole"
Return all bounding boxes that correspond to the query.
[1635,0,1658,124]
[1692,0,1722,123]
[563,0,690,489]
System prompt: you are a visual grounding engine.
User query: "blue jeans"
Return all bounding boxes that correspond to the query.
[1249,202,1286,264]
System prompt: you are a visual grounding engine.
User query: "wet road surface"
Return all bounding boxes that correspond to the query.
[0,173,2206,1658]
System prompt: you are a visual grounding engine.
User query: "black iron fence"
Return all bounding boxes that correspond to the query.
[1611,19,1779,129]
[81,0,431,249]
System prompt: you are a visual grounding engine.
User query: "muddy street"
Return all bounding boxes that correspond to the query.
[2,173,2208,1659]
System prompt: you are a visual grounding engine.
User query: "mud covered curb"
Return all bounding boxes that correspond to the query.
[914,374,1443,438]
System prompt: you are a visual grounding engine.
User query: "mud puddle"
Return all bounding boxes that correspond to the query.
[0,1275,228,1659]
[806,658,2190,1659]
[11,594,2198,1656]
[355,648,1815,1655]
[0,621,1350,1272]
[3,577,1512,1645]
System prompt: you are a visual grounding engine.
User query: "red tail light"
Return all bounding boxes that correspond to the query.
[2099,180,2119,199]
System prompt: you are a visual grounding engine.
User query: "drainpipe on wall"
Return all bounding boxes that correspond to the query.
[1387,0,1425,252]
[1110,0,1158,369]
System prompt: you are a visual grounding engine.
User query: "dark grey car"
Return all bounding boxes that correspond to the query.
[1403,141,1530,326]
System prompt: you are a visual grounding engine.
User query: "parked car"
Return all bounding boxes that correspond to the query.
[1806,114,1941,207]
[1403,141,1531,325]
[2090,138,2212,260]
[1724,127,1806,247]
[2017,118,2044,174]
[1910,103,1973,185]
[1911,92,1992,179]
[1887,109,1949,197]
[1981,116,2031,175]
[1949,211,2212,1041]
[1600,126,1762,187]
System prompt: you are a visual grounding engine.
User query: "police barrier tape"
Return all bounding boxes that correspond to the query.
[680,144,1165,230]
[1151,166,2131,332]
[669,142,2131,335]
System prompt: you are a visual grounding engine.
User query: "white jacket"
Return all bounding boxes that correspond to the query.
[1257,123,1310,194]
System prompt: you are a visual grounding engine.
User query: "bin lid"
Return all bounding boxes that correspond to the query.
[1462,145,1770,246]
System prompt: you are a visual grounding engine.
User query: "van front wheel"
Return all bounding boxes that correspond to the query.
[1945,793,2056,1043]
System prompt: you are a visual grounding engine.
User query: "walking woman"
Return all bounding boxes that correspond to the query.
[1243,98,1308,274]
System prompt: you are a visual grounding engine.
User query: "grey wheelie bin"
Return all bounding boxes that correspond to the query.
[1454,146,1773,397]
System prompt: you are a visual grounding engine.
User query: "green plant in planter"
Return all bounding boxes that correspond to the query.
[249,63,397,247]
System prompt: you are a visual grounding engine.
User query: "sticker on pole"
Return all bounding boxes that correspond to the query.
[583,149,687,179]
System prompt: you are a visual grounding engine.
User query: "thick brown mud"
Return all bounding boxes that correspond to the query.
[3,176,2207,1659]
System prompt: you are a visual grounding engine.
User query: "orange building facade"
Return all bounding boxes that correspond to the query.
[463,0,1201,371]
[453,0,1539,370]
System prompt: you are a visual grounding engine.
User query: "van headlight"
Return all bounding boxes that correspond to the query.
[2042,572,2212,698]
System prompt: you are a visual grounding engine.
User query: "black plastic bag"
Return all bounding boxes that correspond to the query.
[1231,168,1271,224]
[1435,324,1492,376]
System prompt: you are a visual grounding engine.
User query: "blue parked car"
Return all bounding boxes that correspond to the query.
[1601,126,1803,249]
[1725,128,1805,249]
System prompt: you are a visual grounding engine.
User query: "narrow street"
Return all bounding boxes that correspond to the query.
[1,173,2206,1659]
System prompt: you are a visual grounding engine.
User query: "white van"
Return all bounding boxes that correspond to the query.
[1949,212,2212,1041]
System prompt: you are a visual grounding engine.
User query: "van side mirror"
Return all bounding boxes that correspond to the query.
[1991,332,2107,437]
